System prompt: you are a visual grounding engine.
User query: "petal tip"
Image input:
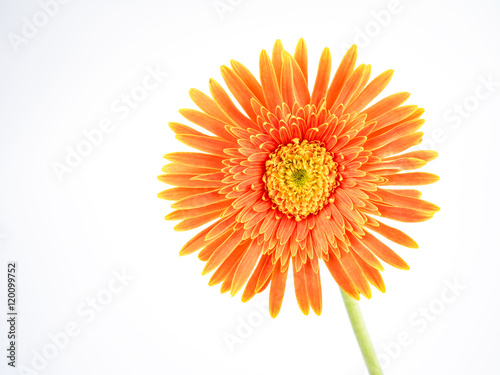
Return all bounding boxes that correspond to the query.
[299,307,310,316]
[164,212,177,221]
[313,308,322,316]
[270,310,280,318]
[273,39,283,48]
[429,151,439,161]
[201,267,210,276]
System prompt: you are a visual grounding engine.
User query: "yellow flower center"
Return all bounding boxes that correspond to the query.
[263,139,339,221]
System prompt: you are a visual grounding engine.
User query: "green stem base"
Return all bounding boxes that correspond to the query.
[340,289,383,375]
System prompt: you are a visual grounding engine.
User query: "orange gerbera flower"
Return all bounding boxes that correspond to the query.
[158,39,439,317]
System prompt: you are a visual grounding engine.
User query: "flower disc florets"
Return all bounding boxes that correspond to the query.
[263,138,339,221]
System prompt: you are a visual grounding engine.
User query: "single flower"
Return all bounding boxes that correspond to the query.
[159,39,439,317]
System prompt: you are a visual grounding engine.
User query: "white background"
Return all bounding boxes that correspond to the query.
[1,0,499,374]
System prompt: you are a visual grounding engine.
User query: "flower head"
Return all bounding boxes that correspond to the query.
[159,39,439,317]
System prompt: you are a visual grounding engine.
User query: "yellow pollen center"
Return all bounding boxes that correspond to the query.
[263,139,339,221]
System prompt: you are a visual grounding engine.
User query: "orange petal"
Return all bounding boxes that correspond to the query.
[165,200,231,221]
[374,203,434,222]
[372,105,419,131]
[380,172,440,186]
[293,264,310,315]
[349,64,372,106]
[162,163,217,175]
[208,79,256,129]
[208,240,249,286]
[230,60,267,105]
[311,47,332,106]
[164,152,225,169]
[172,189,226,209]
[220,264,239,293]
[304,257,322,315]
[364,119,424,150]
[168,122,205,136]
[287,51,311,106]
[339,251,371,298]
[351,252,386,293]
[179,109,236,141]
[256,253,276,292]
[198,230,233,261]
[391,107,425,127]
[375,188,440,212]
[323,251,360,300]
[176,134,233,157]
[280,54,296,107]
[326,45,357,108]
[206,211,238,241]
[331,64,368,110]
[259,49,283,112]
[272,39,284,89]
[365,219,418,249]
[362,157,427,171]
[269,261,289,318]
[384,150,438,162]
[293,38,308,83]
[373,132,423,158]
[179,221,220,256]
[361,231,410,270]
[158,187,216,201]
[189,88,232,123]
[384,189,422,199]
[202,230,244,275]
[158,174,224,188]
[231,240,263,296]
[221,65,260,121]
[174,210,223,232]
[241,254,269,302]
[363,92,410,121]
[346,69,394,113]
[192,172,225,181]
[347,233,384,271]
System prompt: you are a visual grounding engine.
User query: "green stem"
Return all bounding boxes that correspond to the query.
[340,289,383,375]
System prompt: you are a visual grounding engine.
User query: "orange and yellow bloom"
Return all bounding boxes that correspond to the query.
[159,39,439,317]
